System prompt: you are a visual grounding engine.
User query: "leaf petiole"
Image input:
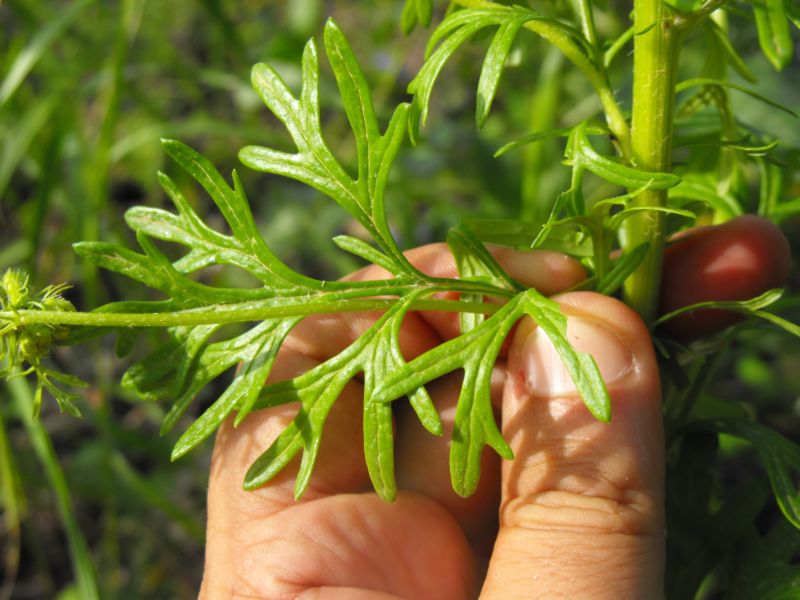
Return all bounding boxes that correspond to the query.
[0,297,502,330]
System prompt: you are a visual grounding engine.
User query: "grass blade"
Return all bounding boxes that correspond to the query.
[0,0,94,105]
[0,406,25,599]
[6,376,99,600]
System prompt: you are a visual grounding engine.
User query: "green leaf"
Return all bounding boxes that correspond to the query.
[596,242,650,295]
[361,295,439,499]
[710,419,800,528]
[408,6,593,140]
[377,288,611,495]
[448,223,519,335]
[240,21,413,269]
[170,318,297,459]
[722,139,780,156]
[605,205,697,231]
[247,295,434,499]
[416,0,434,27]
[410,14,490,137]
[704,21,757,83]
[375,296,521,495]
[464,218,594,256]
[676,78,798,118]
[241,45,361,217]
[40,372,83,418]
[157,141,313,288]
[122,325,219,401]
[401,0,418,34]
[447,224,521,292]
[44,369,89,390]
[521,290,611,422]
[400,0,434,33]
[750,311,800,339]
[494,122,607,157]
[570,122,681,190]
[668,174,744,218]
[603,25,635,68]
[653,288,789,328]
[494,126,574,157]
[75,235,269,306]
[757,157,785,218]
[161,319,299,439]
[114,328,138,358]
[476,18,525,128]
[70,132,475,471]
[753,0,794,70]
[332,235,402,274]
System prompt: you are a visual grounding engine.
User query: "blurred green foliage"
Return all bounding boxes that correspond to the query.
[0,0,799,598]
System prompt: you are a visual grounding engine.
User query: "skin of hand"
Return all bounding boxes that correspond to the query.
[200,216,790,600]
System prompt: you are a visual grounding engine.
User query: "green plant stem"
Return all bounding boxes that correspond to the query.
[592,229,612,281]
[1,298,502,329]
[453,0,632,159]
[6,376,100,600]
[622,0,680,323]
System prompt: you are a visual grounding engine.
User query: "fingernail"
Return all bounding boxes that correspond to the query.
[522,318,633,397]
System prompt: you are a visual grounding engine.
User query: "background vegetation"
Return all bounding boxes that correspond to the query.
[0,0,798,598]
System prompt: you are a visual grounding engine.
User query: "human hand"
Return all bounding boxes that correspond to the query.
[200,215,789,599]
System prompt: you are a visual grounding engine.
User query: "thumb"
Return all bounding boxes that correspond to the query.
[482,292,665,599]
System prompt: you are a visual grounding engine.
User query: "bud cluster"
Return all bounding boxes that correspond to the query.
[1,269,82,416]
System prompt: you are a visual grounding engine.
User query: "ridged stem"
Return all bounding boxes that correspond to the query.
[622,0,680,323]
[0,297,502,329]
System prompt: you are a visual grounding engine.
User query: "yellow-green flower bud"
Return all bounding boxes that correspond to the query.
[1,269,30,309]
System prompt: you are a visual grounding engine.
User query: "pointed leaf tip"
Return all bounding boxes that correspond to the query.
[160,138,180,150]
[324,17,340,33]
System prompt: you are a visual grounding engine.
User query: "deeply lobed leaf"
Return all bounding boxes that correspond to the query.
[375,288,610,496]
[6,20,625,505]
[240,20,414,272]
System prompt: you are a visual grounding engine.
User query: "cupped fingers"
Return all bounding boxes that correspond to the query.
[262,242,586,512]
[206,243,586,553]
